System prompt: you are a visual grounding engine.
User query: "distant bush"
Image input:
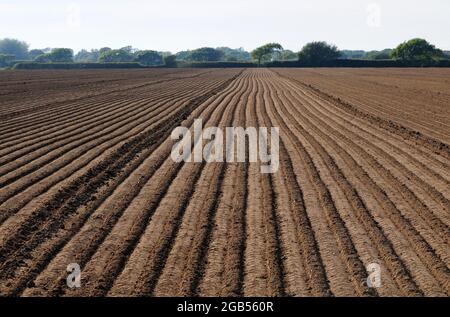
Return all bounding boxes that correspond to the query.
[186,47,224,62]
[251,43,283,66]
[74,49,100,63]
[29,49,46,60]
[391,38,443,62]
[0,38,29,60]
[13,62,144,69]
[160,58,450,68]
[265,59,450,67]
[364,49,393,60]
[163,55,177,67]
[134,50,163,66]
[34,48,74,63]
[98,49,134,63]
[298,41,340,65]
[339,50,366,59]
[11,59,450,70]
[216,47,252,62]
[0,54,15,67]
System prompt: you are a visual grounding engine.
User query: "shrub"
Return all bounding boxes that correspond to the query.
[135,50,163,66]
[163,55,177,67]
[298,41,340,66]
[98,49,134,63]
[391,38,443,62]
[0,54,15,67]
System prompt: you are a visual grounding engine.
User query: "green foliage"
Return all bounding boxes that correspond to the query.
[251,43,283,66]
[216,47,251,61]
[4,37,449,70]
[0,38,29,60]
[98,49,134,62]
[34,48,74,62]
[175,48,233,62]
[159,51,172,58]
[74,49,100,63]
[335,49,393,60]
[364,49,392,60]
[266,49,298,61]
[163,55,177,67]
[49,48,74,62]
[391,38,443,62]
[99,47,112,55]
[187,47,224,62]
[266,58,450,68]
[278,50,298,61]
[0,54,15,67]
[340,49,393,60]
[34,54,51,63]
[175,50,191,61]
[29,49,46,60]
[298,41,340,65]
[134,50,163,66]
[339,50,366,59]
[120,46,139,55]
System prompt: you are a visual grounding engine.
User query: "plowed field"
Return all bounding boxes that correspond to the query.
[0,68,449,297]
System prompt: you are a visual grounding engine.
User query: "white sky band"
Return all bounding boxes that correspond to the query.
[1,0,449,53]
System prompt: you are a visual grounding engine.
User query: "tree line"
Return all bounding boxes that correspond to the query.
[250,39,448,66]
[1,37,449,68]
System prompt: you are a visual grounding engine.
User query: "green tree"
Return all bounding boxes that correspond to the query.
[279,49,298,61]
[99,47,112,55]
[251,43,283,66]
[216,47,251,61]
[159,51,172,58]
[0,54,15,67]
[134,50,163,66]
[391,38,443,62]
[74,49,100,62]
[175,50,191,61]
[298,41,340,65]
[0,38,29,59]
[339,50,366,59]
[365,49,392,60]
[34,48,73,62]
[120,46,138,55]
[98,49,134,62]
[188,47,223,62]
[29,49,46,60]
[164,55,177,67]
[48,48,73,62]
[34,54,52,63]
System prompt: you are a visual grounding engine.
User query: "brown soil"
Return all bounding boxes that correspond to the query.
[0,68,448,297]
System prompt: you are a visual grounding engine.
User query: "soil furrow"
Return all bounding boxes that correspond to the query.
[21,72,246,297]
[107,72,246,296]
[272,75,447,295]
[0,71,242,295]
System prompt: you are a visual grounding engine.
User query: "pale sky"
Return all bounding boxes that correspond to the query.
[1,0,449,53]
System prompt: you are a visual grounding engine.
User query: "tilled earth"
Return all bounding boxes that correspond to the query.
[0,68,449,297]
